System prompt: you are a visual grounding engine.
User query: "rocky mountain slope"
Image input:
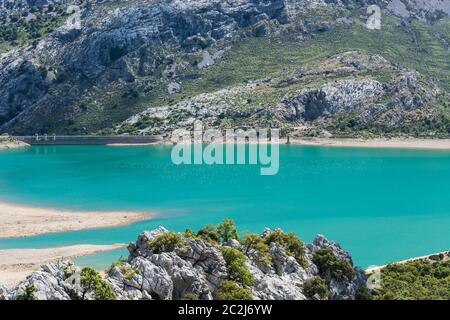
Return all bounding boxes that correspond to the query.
[0,0,449,137]
[0,225,367,300]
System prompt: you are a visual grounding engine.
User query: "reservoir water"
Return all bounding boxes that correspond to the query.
[0,145,449,268]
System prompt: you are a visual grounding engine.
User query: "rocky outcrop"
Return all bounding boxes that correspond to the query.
[387,0,450,22]
[118,51,441,136]
[122,229,228,300]
[1,227,368,300]
[8,261,73,300]
[283,79,385,121]
[0,283,9,300]
[308,235,367,300]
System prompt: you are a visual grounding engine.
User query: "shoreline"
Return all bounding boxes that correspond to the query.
[366,250,450,273]
[106,142,165,146]
[0,244,126,287]
[0,201,153,239]
[3,137,450,150]
[288,138,450,150]
[127,137,450,150]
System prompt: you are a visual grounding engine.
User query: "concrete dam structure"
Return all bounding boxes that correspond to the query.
[13,135,163,145]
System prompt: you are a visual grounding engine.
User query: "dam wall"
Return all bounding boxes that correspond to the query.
[13,135,163,145]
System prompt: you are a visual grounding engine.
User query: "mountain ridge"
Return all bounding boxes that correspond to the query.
[0,0,449,136]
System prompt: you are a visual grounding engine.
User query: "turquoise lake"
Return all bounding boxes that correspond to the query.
[0,145,449,269]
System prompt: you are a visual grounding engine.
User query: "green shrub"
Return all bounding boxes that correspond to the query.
[303,276,329,300]
[184,228,196,239]
[80,267,116,300]
[264,229,307,267]
[355,286,373,300]
[240,232,272,265]
[312,248,355,281]
[215,280,253,300]
[147,232,186,254]
[221,247,254,287]
[196,224,221,243]
[16,284,37,300]
[371,260,450,300]
[107,257,139,281]
[182,292,199,300]
[217,219,238,242]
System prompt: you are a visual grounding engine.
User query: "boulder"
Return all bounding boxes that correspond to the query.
[128,226,168,259]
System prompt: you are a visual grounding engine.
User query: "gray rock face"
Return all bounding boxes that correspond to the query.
[0,283,9,300]
[9,261,73,300]
[131,256,173,300]
[178,239,229,290]
[167,82,182,95]
[307,235,367,300]
[250,263,307,300]
[0,58,49,124]
[13,271,71,300]
[248,242,308,300]
[387,0,450,22]
[149,252,213,300]
[311,234,353,263]
[115,229,228,300]
[128,226,168,259]
[387,0,411,18]
[120,51,439,136]
[285,79,385,121]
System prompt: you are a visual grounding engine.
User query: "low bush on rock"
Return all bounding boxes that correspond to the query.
[181,292,199,300]
[313,248,355,281]
[215,280,253,300]
[187,219,239,244]
[303,276,329,300]
[217,219,239,242]
[240,232,272,265]
[264,229,307,267]
[221,247,254,287]
[16,284,37,300]
[196,224,221,243]
[147,232,187,253]
[80,267,116,300]
[108,258,139,281]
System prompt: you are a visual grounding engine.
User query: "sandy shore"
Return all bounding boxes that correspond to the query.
[0,201,152,239]
[106,142,163,146]
[138,137,450,150]
[366,250,450,273]
[289,138,450,150]
[0,244,125,287]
